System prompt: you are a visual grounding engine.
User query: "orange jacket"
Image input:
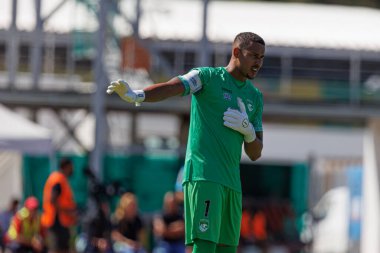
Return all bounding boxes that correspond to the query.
[41,171,76,228]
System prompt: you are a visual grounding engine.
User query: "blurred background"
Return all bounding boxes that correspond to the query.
[0,0,379,252]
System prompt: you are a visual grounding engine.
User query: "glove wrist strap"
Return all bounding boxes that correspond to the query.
[135,90,145,103]
[244,124,256,143]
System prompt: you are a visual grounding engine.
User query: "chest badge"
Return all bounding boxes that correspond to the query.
[247,103,254,112]
[223,92,232,101]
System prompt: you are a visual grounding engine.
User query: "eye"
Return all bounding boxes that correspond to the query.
[252,55,264,61]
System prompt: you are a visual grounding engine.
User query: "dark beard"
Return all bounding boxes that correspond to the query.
[246,73,255,80]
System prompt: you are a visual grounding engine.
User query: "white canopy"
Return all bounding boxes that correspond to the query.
[0,104,53,209]
[0,104,52,154]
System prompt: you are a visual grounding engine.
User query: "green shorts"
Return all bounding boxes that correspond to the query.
[183,181,242,246]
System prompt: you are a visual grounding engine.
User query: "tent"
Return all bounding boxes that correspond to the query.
[0,104,52,154]
[0,104,53,209]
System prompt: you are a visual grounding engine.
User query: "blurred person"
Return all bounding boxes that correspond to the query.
[83,199,114,253]
[153,192,185,253]
[174,166,185,207]
[239,207,252,243]
[174,167,192,253]
[41,158,77,253]
[0,198,19,252]
[239,206,268,253]
[251,209,268,253]
[107,32,265,253]
[111,193,146,253]
[6,196,46,253]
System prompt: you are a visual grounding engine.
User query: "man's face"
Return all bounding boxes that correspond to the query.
[237,42,265,80]
[64,163,74,177]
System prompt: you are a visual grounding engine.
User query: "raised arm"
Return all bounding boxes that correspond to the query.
[107,77,185,104]
[143,77,185,102]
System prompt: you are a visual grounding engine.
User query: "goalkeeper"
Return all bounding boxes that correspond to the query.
[107,32,265,253]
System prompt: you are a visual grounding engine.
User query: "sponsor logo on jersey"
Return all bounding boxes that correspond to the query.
[223,92,232,101]
[199,219,209,232]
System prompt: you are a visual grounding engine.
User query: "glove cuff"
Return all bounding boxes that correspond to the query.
[244,124,256,143]
[135,90,145,103]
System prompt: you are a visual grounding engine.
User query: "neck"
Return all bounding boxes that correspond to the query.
[225,62,246,82]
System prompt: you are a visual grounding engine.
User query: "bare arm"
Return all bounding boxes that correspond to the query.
[163,220,185,239]
[244,131,263,161]
[143,77,185,102]
[111,230,138,247]
[153,216,184,240]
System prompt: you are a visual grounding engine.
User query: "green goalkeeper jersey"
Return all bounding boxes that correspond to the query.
[178,67,263,192]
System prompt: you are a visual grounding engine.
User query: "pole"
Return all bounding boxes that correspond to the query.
[199,0,210,67]
[7,0,19,88]
[31,0,43,89]
[91,0,109,178]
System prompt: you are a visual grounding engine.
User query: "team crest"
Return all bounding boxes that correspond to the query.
[199,219,209,232]
[246,99,254,112]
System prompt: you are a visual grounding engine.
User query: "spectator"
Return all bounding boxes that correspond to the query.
[111,193,146,253]
[41,158,77,253]
[84,199,114,253]
[173,167,192,253]
[174,166,185,207]
[153,192,185,253]
[6,196,46,253]
[251,209,268,253]
[239,205,268,253]
[0,198,19,252]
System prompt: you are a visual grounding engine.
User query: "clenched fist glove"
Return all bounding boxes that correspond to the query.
[223,97,256,143]
[106,79,145,106]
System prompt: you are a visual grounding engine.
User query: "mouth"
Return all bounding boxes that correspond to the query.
[251,67,259,72]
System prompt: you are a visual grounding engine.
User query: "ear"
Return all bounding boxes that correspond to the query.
[233,47,240,58]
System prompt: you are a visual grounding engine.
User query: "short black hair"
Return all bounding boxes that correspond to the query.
[59,158,72,170]
[11,198,20,206]
[234,32,265,49]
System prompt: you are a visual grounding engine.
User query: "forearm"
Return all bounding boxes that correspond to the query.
[143,78,185,102]
[244,133,263,161]
[112,230,136,246]
[15,235,32,245]
[163,228,185,239]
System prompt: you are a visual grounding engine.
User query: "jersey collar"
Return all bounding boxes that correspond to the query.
[223,67,246,88]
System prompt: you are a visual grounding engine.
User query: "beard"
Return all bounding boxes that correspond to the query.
[246,71,256,80]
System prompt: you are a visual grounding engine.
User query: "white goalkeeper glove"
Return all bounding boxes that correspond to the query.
[106,79,145,106]
[223,97,256,143]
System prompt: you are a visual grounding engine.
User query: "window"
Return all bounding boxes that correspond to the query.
[293,58,350,81]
